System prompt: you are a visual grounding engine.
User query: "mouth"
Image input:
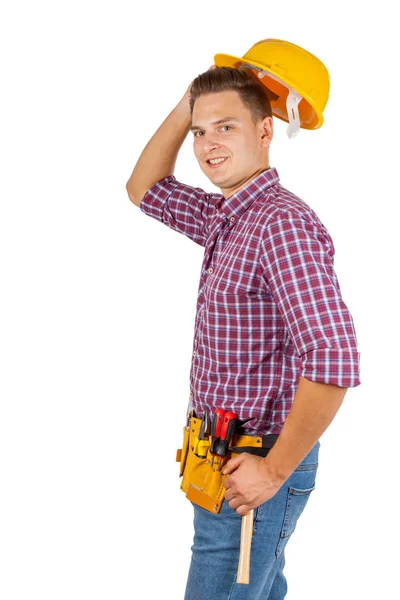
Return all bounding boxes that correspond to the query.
[206,157,229,169]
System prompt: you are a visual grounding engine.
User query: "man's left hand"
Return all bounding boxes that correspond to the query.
[223,453,284,516]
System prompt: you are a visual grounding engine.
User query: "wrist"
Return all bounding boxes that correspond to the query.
[261,455,290,486]
[175,96,191,118]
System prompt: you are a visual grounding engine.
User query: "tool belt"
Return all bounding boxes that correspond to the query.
[176,416,279,514]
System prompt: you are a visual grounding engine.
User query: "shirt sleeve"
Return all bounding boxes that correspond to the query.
[139,175,214,247]
[260,209,361,388]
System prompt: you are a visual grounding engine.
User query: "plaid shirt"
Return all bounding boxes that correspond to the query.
[140,167,361,435]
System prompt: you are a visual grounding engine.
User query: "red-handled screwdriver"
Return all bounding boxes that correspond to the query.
[217,410,238,470]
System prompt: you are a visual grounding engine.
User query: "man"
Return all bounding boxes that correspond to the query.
[126,66,360,599]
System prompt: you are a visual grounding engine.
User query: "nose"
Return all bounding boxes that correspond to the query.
[201,131,222,154]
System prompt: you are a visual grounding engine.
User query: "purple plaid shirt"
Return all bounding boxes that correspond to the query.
[140,167,361,435]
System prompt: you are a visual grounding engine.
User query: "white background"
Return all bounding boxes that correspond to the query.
[0,1,398,598]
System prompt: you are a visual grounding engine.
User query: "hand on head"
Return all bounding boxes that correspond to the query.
[181,65,217,104]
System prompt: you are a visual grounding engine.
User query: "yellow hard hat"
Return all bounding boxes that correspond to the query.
[214,39,330,138]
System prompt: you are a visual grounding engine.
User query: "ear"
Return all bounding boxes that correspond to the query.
[260,116,273,148]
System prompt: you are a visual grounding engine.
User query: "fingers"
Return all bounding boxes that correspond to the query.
[225,479,250,509]
[226,488,250,508]
[223,455,243,475]
[227,498,252,516]
[236,505,252,517]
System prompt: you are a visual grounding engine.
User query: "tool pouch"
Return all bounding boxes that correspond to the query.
[176,417,279,514]
[176,426,190,477]
[176,417,232,514]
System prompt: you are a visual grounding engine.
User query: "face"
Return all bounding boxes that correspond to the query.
[191,90,273,198]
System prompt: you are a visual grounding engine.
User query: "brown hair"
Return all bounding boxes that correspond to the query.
[189,66,273,123]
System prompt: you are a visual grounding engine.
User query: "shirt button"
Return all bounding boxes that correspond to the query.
[208,268,213,274]
[230,216,235,222]
[201,309,205,314]
[190,391,194,397]
[193,351,197,356]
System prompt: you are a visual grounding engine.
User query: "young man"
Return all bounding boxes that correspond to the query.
[126,66,360,599]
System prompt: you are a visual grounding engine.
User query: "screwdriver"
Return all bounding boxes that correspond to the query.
[216,410,238,471]
[210,408,226,467]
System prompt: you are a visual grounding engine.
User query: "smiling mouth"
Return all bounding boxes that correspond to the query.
[206,157,229,168]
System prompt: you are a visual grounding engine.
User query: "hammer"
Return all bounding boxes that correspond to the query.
[236,509,254,584]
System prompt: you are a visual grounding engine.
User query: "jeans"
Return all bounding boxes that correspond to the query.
[184,440,320,600]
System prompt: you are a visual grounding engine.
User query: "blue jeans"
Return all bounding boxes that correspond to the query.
[184,441,320,600]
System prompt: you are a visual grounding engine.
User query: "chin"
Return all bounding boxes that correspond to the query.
[209,175,230,189]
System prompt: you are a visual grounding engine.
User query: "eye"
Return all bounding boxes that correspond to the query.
[221,125,232,131]
[193,131,203,137]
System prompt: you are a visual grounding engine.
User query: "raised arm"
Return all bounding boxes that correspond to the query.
[126,67,215,208]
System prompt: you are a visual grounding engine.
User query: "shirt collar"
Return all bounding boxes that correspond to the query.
[211,167,280,225]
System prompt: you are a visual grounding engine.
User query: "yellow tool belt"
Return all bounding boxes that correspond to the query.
[176,416,279,514]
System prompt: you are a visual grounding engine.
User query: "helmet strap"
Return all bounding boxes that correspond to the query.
[286,89,302,139]
[239,63,302,139]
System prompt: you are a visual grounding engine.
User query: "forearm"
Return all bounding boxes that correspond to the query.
[264,376,348,483]
[126,99,191,207]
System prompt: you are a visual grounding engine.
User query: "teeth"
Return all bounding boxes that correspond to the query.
[208,157,227,165]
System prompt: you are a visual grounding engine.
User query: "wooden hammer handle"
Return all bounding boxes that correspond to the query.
[236,509,254,584]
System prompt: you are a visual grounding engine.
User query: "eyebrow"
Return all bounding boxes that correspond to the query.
[190,117,240,132]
